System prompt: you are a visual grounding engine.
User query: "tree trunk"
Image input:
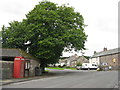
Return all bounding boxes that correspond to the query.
[40,60,46,73]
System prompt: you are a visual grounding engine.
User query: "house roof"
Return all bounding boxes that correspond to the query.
[92,48,120,58]
[67,55,89,62]
[0,48,36,59]
[67,55,79,62]
[76,56,89,63]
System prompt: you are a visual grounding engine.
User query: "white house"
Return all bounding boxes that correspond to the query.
[89,57,100,66]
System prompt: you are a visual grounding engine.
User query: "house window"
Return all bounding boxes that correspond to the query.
[112,59,116,63]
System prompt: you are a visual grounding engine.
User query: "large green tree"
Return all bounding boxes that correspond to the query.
[2,1,87,72]
[2,21,28,50]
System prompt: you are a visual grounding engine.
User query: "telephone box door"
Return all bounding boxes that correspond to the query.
[13,57,25,78]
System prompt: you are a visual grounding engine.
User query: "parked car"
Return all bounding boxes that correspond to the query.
[81,63,98,70]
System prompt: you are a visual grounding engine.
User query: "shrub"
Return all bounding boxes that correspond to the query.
[76,62,82,66]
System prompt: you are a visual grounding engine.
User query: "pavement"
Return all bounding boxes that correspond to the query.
[0,68,71,86]
[0,71,59,86]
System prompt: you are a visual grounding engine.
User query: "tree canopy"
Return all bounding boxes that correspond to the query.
[1,1,87,69]
[2,21,27,50]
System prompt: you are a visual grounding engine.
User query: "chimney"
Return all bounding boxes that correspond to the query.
[103,47,107,51]
[74,54,78,57]
[94,51,97,54]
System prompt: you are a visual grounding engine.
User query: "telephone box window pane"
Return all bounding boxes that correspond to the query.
[15,58,20,60]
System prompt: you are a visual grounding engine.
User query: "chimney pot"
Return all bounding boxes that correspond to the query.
[103,47,107,51]
[94,51,96,54]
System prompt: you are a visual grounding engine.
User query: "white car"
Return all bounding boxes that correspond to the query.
[81,63,98,70]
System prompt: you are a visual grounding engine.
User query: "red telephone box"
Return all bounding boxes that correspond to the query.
[13,57,25,78]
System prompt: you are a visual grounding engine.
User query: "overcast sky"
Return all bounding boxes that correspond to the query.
[0,0,119,57]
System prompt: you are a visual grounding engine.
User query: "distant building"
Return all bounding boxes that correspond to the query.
[91,48,120,70]
[66,54,79,67]
[58,54,89,67]
[76,56,89,65]
[57,59,67,67]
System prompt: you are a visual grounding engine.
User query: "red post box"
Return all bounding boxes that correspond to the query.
[13,57,25,78]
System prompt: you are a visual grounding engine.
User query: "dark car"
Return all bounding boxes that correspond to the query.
[76,66,82,70]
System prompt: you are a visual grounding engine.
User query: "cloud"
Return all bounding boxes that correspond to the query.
[0,0,41,28]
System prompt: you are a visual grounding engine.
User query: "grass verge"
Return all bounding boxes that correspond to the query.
[46,67,76,70]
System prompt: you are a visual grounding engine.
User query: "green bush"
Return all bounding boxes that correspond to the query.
[65,66,71,68]
[76,62,82,66]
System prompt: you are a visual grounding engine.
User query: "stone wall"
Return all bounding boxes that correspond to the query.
[29,59,40,77]
[99,53,119,70]
[0,61,14,79]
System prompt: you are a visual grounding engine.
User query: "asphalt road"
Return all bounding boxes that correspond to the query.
[2,70,118,88]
